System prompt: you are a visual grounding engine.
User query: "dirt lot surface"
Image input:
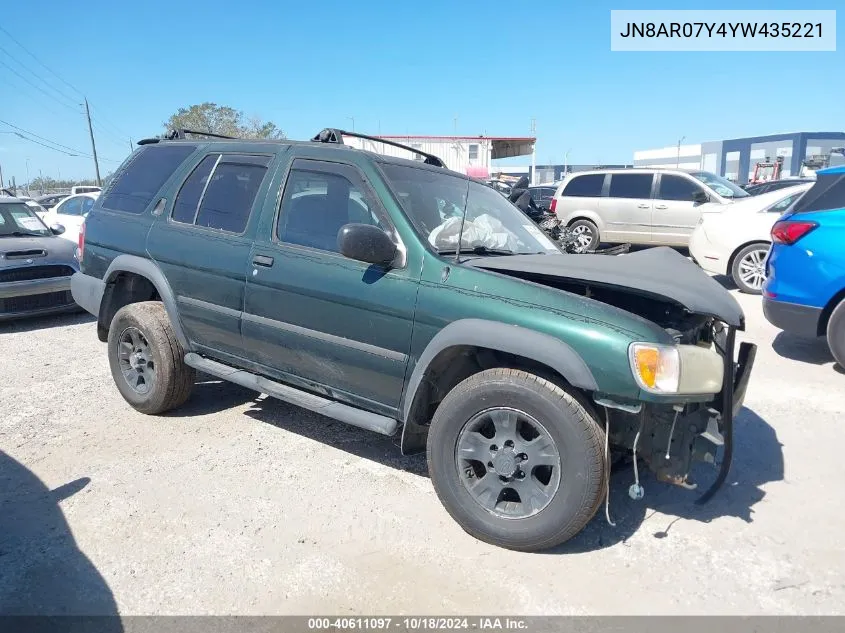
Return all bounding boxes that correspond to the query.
[1,286,843,615]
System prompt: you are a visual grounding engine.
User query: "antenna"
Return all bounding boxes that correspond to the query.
[453,178,472,263]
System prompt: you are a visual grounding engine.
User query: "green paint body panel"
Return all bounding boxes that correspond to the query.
[78,137,701,421]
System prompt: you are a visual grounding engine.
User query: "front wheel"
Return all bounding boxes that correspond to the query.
[427,369,606,551]
[731,243,770,294]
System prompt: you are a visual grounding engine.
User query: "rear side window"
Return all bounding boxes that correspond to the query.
[658,174,702,201]
[791,173,845,214]
[195,159,270,233]
[608,173,653,199]
[562,174,604,197]
[172,155,219,224]
[100,144,198,214]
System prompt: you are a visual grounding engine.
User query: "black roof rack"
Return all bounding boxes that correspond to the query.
[312,128,446,168]
[138,128,238,145]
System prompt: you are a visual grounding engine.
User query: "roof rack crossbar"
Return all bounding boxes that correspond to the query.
[312,128,446,168]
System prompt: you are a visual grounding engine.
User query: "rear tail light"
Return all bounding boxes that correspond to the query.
[771,220,818,245]
[77,221,85,262]
[549,198,557,214]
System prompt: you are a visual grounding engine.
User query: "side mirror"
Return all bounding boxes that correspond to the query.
[50,223,66,235]
[692,190,709,204]
[337,223,397,266]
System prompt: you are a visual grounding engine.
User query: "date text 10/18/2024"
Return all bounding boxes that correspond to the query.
[308,618,528,630]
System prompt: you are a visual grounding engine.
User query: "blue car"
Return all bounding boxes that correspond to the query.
[763,164,845,367]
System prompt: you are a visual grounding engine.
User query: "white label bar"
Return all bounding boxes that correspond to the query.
[611,10,836,51]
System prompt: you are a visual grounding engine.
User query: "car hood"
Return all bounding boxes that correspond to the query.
[466,247,744,328]
[0,235,77,269]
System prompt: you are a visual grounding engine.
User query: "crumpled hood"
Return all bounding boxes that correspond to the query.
[467,246,745,328]
[0,235,77,270]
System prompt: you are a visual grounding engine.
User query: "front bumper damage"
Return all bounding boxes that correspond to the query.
[604,326,756,503]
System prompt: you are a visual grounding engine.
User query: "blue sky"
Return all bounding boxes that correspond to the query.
[1,0,842,183]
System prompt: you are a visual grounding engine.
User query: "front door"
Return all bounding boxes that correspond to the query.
[652,173,709,245]
[241,158,419,415]
[599,172,654,244]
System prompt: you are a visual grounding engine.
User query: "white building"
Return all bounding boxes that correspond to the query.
[342,134,536,180]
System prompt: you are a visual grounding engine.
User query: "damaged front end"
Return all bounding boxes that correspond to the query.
[599,324,756,503]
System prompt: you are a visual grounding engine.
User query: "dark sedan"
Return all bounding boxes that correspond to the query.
[36,193,70,209]
[0,198,80,321]
[742,178,815,196]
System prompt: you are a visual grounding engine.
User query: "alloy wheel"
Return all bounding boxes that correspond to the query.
[117,326,157,395]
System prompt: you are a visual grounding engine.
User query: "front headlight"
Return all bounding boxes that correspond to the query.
[628,343,680,393]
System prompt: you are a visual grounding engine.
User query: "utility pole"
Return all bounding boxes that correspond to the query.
[39,169,43,195]
[0,161,4,189]
[676,136,686,167]
[530,118,537,185]
[84,98,102,186]
[25,159,30,195]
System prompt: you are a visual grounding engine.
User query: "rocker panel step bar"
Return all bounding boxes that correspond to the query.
[184,353,399,436]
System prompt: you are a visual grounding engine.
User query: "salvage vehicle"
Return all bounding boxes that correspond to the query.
[0,197,79,321]
[71,128,756,551]
[763,164,845,368]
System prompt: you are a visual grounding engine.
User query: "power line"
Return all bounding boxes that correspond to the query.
[0,59,81,114]
[0,119,121,163]
[0,43,81,108]
[0,23,84,99]
[0,118,89,154]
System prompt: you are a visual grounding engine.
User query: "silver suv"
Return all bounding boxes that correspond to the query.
[551,168,750,250]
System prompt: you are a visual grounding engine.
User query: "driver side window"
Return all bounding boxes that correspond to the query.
[277,161,385,254]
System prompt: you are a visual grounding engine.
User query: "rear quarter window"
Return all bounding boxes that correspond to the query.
[791,173,845,214]
[100,144,198,214]
[561,174,604,198]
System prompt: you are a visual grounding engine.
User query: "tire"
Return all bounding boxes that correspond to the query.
[107,301,195,414]
[426,368,606,552]
[730,242,770,294]
[826,299,845,369]
[568,219,600,252]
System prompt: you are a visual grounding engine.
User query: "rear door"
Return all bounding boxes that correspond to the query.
[598,172,654,244]
[146,151,274,359]
[652,173,709,245]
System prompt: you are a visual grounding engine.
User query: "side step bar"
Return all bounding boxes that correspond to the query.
[184,353,399,436]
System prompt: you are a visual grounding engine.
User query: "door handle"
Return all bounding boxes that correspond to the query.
[252,255,274,267]
[637,204,650,209]
[654,204,668,209]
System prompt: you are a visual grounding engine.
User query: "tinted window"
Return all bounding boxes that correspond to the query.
[100,144,198,214]
[766,191,805,213]
[791,173,845,214]
[562,174,604,197]
[194,158,269,233]
[608,173,653,199]
[57,196,85,216]
[81,197,96,215]
[658,174,702,201]
[172,155,219,224]
[278,167,384,253]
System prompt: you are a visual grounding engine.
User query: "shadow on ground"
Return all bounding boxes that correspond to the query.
[164,375,257,417]
[0,310,93,334]
[772,330,834,365]
[557,406,782,553]
[0,452,122,625]
[237,395,780,552]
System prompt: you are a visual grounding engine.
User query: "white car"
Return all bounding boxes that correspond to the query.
[39,192,99,244]
[689,183,812,294]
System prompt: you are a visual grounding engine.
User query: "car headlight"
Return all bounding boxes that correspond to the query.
[628,343,680,393]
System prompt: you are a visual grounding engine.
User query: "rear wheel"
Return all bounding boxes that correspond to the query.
[731,242,769,294]
[107,301,195,414]
[427,369,606,552]
[826,299,845,369]
[568,219,600,252]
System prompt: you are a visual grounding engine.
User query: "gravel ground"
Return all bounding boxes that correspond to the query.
[1,284,844,616]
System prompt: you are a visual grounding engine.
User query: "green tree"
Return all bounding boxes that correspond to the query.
[163,103,284,139]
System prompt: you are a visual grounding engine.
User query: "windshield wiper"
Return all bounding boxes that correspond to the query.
[4,230,46,237]
[439,246,518,257]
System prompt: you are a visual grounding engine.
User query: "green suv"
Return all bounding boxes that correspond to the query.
[71,128,756,551]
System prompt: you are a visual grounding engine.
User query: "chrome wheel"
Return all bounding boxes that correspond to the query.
[737,248,768,291]
[570,224,594,252]
[455,407,561,519]
[117,326,156,395]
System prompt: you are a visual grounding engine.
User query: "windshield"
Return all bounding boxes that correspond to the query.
[0,203,51,236]
[380,164,559,255]
[690,171,749,199]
